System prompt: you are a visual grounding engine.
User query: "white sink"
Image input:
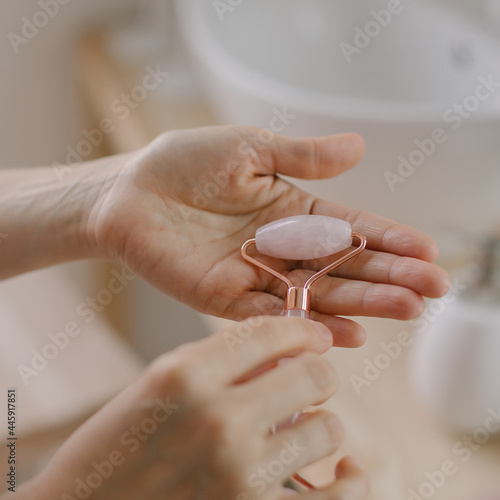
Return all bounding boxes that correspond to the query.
[177,0,500,243]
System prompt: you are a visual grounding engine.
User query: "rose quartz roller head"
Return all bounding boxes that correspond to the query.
[241,215,367,319]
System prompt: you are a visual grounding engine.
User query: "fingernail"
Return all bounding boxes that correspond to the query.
[344,456,364,471]
[326,414,344,444]
[346,456,361,467]
[312,322,333,346]
[440,278,451,297]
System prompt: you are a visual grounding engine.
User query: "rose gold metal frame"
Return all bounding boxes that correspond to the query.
[240,231,367,490]
[241,232,367,314]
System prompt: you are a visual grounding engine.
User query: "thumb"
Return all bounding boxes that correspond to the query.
[330,456,370,499]
[263,132,365,180]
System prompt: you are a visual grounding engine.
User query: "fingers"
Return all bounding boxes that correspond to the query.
[308,313,367,348]
[225,250,448,322]
[285,456,369,500]
[262,271,425,320]
[239,353,339,429]
[304,272,425,319]
[223,293,367,348]
[253,128,437,262]
[259,132,365,180]
[301,249,450,299]
[266,410,344,479]
[311,198,439,263]
[197,317,334,385]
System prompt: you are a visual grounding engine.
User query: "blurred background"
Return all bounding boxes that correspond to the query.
[1,1,500,499]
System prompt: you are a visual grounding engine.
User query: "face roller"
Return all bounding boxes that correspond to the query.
[241,215,367,318]
[241,215,367,491]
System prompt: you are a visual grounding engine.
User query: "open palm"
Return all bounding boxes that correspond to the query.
[94,126,449,347]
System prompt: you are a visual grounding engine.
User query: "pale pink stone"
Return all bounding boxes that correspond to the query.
[255,215,352,260]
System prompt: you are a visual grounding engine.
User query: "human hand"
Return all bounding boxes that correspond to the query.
[26,317,368,500]
[86,126,449,346]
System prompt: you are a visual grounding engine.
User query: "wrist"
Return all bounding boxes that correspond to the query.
[0,153,133,279]
[65,154,129,262]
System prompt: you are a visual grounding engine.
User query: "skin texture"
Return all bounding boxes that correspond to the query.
[0,126,450,499]
[88,126,450,347]
[0,126,449,349]
[18,317,369,500]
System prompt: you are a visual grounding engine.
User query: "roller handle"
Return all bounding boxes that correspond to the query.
[278,308,315,490]
[285,308,310,319]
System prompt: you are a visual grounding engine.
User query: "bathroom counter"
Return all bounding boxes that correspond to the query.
[77,32,500,500]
